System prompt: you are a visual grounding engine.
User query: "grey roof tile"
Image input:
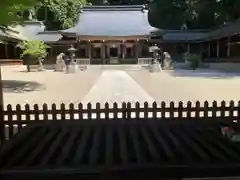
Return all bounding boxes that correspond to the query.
[61,5,155,36]
[162,31,208,42]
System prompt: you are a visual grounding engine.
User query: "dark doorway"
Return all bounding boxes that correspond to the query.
[110,47,118,57]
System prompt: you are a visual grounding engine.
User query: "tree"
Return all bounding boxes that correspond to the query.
[148,0,188,29]
[33,0,87,30]
[0,0,36,25]
[18,40,48,72]
[217,0,240,22]
[148,0,220,29]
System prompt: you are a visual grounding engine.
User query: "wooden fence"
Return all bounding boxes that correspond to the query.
[0,100,240,144]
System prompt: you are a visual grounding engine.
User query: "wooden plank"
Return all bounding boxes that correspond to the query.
[183,123,228,161]
[5,127,47,167]
[160,124,192,162]
[105,125,113,165]
[40,127,69,166]
[129,123,144,163]
[56,126,80,165]
[0,127,36,160]
[22,127,59,166]
[72,126,91,165]
[173,125,211,162]
[141,126,160,161]
[200,128,240,160]
[89,125,102,164]
[117,124,128,164]
[150,124,175,162]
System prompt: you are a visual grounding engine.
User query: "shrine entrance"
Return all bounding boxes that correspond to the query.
[109,47,118,57]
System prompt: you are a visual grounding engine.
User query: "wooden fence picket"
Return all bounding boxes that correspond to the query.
[51,104,57,121]
[212,101,217,118]
[69,103,74,120]
[16,104,22,132]
[178,101,183,119]
[229,101,234,119]
[87,103,92,120]
[195,101,200,119]
[113,102,118,120]
[220,101,226,118]
[33,104,40,121]
[152,102,157,119]
[135,102,140,119]
[96,103,101,120]
[169,101,174,119]
[78,103,83,120]
[105,103,109,120]
[161,101,166,119]
[187,101,192,119]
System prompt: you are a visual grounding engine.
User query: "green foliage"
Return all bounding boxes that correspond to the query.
[148,0,228,29]
[18,40,48,59]
[185,53,202,70]
[0,0,36,25]
[33,0,87,30]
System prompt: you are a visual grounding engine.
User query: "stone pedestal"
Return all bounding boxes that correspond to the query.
[55,60,65,72]
[149,61,162,72]
[66,62,78,73]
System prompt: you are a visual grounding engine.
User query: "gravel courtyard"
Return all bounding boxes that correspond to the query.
[2,65,240,108]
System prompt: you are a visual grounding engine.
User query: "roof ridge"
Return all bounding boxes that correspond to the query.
[82,5,145,11]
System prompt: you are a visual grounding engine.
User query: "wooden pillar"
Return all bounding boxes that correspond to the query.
[88,40,91,61]
[135,39,139,60]
[107,44,110,58]
[122,41,126,58]
[216,40,220,57]
[227,36,231,57]
[208,42,211,57]
[187,43,190,53]
[102,40,105,64]
[4,43,8,59]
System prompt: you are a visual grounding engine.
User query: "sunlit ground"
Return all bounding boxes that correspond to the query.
[3,65,240,108]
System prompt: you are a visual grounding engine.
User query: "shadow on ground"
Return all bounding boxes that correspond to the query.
[169,69,240,79]
[3,80,45,93]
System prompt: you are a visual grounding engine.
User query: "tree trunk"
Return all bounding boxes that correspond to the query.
[27,65,30,72]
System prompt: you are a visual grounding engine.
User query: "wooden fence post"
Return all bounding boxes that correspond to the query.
[0,104,4,144]
[113,102,118,120]
[135,102,140,119]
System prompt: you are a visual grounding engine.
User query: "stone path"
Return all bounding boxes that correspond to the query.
[81,70,154,107]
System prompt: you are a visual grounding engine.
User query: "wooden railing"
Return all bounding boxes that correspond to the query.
[75,58,90,65]
[138,58,151,65]
[0,100,239,144]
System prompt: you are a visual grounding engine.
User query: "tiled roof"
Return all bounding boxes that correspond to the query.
[162,31,208,42]
[208,19,240,40]
[15,21,62,42]
[61,5,156,37]
[1,120,240,179]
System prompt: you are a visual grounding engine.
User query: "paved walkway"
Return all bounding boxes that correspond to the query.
[81,70,154,107]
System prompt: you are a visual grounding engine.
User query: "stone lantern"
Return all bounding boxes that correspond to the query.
[66,44,78,73]
[149,44,162,72]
